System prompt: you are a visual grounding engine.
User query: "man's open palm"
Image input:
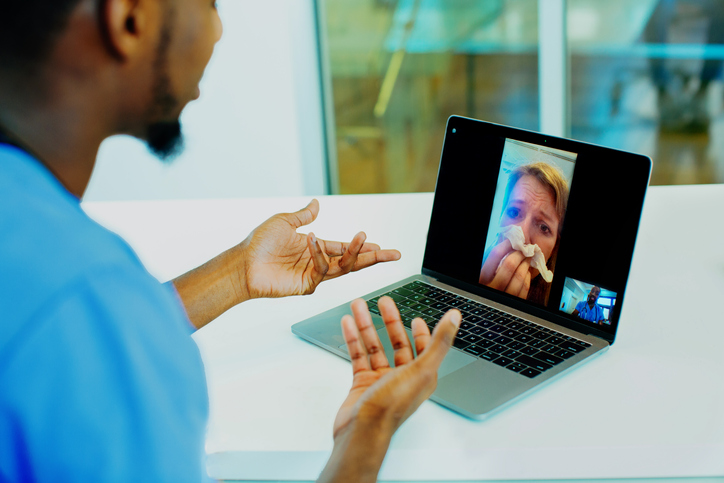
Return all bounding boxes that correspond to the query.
[239,200,401,299]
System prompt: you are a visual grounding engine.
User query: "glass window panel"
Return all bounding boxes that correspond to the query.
[322,0,540,194]
[569,0,724,185]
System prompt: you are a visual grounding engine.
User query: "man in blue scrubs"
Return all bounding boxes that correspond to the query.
[572,286,606,324]
[0,1,461,481]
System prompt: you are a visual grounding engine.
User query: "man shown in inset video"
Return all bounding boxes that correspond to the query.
[572,286,606,325]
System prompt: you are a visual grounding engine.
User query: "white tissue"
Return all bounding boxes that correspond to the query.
[497,225,554,283]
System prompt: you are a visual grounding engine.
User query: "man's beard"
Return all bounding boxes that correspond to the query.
[144,8,184,163]
[145,80,184,162]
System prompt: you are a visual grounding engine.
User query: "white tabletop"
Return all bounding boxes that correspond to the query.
[83,187,724,481]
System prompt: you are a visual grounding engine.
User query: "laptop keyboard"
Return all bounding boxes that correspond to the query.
[366,281,591,378]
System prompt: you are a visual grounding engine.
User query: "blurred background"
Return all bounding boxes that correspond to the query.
[85,0,724,201]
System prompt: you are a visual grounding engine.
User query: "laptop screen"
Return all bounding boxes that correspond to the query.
[422,117,651,342]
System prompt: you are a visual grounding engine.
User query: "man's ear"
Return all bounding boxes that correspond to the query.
[98,0,147,60]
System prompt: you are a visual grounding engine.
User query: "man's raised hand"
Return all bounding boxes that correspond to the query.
[317,297,460,483]
[239,199,401,300]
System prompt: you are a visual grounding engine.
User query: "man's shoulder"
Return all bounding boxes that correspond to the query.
[0,146,156,350]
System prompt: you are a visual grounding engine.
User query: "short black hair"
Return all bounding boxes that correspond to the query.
[1,1,83,67]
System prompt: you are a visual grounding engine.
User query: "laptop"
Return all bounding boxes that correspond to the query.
[292,116,651,419]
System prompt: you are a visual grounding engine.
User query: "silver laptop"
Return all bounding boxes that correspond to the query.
[293,116,651,419]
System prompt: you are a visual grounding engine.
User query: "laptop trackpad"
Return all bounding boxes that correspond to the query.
[338,328,475,379]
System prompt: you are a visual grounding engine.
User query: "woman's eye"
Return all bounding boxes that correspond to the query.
[506,207,520,219]
[540,224,552,235]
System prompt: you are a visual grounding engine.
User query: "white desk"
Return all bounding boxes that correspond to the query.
[83,187,724,481]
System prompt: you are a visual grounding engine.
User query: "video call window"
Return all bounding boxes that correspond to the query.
[560,277,618,327]
[478,139,577,307]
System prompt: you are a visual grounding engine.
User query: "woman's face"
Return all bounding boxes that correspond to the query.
[501,175,560,263]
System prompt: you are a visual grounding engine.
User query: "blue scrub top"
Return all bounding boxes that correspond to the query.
[575,300,605,323]
[0,144,210,481]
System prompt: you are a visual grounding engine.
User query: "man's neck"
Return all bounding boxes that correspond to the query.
[0,77,110,198]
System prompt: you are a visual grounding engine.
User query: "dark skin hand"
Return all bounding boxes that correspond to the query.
[318,297,461,483]
[172,199,401,329]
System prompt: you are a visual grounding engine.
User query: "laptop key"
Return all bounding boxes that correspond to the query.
[559,342,585,353]
[508,341,526,351]
[431,302,447,310]
[515,354,552,372]
[464,334,483,344]
[519,368,542,378]
[480,351,496,361]
[514,334,532,344]
[453,338,470,350]
[528,339,546,348]
[490,324,507,333]
[476,319,495,328]
[469,326,485,335]
[482,331,500,341]
[502,349,520,358]
[539,343,558,353]
[492,357,514,367]
[460,321,475,331]
[421,307,439,317]
[502,329,520,338]
[477,339,494,349]
[545,336,566,345]
[554,349,575,359]
[507,362,526,373]
[386,292,407,303]
[466,315,482,323]
[392,287,414,297]
[494,335,513,346]
[488,344,508,354]
[534,351,564,366]
[463,345,485,357]
[521,346,539,356]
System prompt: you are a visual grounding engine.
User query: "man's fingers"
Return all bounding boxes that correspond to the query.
[315,239,382,257]
[341,315,371,374]
[359,242,381,252]
[411,318,431,356]
[337,232,366,274]
[289,199,320,228]
[349,249,401,272]
[378,297,414,366]
[350,299,390,370]
[418,310,461,368]
[307,233,328,290]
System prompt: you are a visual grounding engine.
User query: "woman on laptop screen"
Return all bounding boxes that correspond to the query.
[479,139,576,306]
